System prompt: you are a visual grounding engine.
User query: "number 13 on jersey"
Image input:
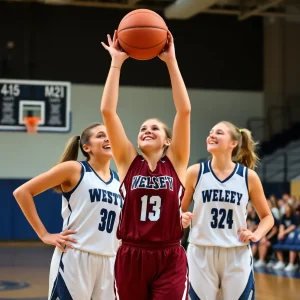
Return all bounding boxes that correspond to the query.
[140,195,162,221]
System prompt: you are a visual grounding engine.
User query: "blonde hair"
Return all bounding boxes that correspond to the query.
[220,121,259,170]
[53,122,103,193]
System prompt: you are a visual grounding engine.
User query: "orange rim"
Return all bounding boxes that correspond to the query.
[23,117,41,134]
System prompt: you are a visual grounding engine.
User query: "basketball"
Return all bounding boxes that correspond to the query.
[117,9,168,60]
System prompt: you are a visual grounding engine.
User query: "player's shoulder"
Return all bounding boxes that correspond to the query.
[185,163,202,188]
[54,160,82,173]
[187,163,201,177]
[247,168,259,181]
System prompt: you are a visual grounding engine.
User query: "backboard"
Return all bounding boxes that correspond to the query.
[0,79,71,132]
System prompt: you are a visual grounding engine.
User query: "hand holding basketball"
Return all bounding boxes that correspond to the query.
[158,31,176,64]
[101,30,129,67]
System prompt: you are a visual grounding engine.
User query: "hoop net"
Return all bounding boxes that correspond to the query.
[23,117,41,134]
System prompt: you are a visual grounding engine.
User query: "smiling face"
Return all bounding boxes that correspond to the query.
[82,125,112,159]
[206,122,238,156]
[137,119,171,154]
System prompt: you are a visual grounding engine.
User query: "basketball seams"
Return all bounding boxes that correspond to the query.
[119,10,166,26]
[119,38,167,50]
[118,26,167,33]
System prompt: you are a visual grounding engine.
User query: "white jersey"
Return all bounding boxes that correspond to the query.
[189,160,249,248]
[61,161,122,256]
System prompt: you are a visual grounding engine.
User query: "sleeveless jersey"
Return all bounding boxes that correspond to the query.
[189,160,249,247]
[118,155,184,243]
[61,161,122,256]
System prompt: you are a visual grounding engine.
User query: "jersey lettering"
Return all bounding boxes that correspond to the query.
[89,188,123,208]
[131,175,173,191]
[202,189,242,206]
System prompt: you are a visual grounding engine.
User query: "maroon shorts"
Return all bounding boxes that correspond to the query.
[114,241,189,300]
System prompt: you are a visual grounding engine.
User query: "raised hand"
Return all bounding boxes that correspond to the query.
[158,31,176,64]
[41,229,77,252]
[101,30,129,67]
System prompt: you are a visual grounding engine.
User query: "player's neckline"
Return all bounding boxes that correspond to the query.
[86,162,114,185]
[141,155,166,173]
[208,160,238,183]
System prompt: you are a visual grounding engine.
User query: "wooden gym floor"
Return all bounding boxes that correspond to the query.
[0,243,299,300]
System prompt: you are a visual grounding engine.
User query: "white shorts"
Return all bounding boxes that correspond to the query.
[187,244,255,300]
[49,247,115,300]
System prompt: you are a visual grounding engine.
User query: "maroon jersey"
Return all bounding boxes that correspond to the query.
[118,155,184,243]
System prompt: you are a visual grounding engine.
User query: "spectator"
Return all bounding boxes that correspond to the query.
[269,195,280,220]
[273,203,299,271]
[254,199,279,268]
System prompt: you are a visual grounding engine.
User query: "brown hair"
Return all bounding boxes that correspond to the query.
[285,202,295,216]
[154,118,172,139]
[220,121,259,170]
[53,122,103,193]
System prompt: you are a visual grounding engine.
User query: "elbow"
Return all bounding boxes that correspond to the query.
[183,104,191,115]
[100,105,108,115]
[100,106,114,117]
[13,187,29,202]
[179,107,191,117]
[13,187,22,201]
[268,213,275,228]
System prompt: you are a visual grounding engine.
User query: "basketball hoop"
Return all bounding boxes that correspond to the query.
[23,117,41,134]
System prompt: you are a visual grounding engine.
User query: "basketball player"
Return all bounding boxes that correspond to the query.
[181,121,274,300]
[13,123,122,300]
[100,30,190,299]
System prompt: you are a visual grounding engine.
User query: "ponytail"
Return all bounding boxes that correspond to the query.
[236,129,259,169]
[52,135,80,193]
[221,121,259,170]
[53,122,103,193]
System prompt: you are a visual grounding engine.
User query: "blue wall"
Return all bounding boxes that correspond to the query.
[0,179,63,240]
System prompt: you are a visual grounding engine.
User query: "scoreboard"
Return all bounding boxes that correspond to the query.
[0,79,71,132]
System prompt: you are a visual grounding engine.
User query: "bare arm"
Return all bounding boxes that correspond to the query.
[13,161,79,250]
[239,170,274,242]
[100,32,137,179]
[162,33,191,181]
[278,224,285,234]
[266,225,278,240]
[181,164,200,228]
[283,224,296,235]
[249,170,274,240]
[181,164,200,212]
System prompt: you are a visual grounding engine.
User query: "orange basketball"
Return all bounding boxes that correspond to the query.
[117,9,168,60]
